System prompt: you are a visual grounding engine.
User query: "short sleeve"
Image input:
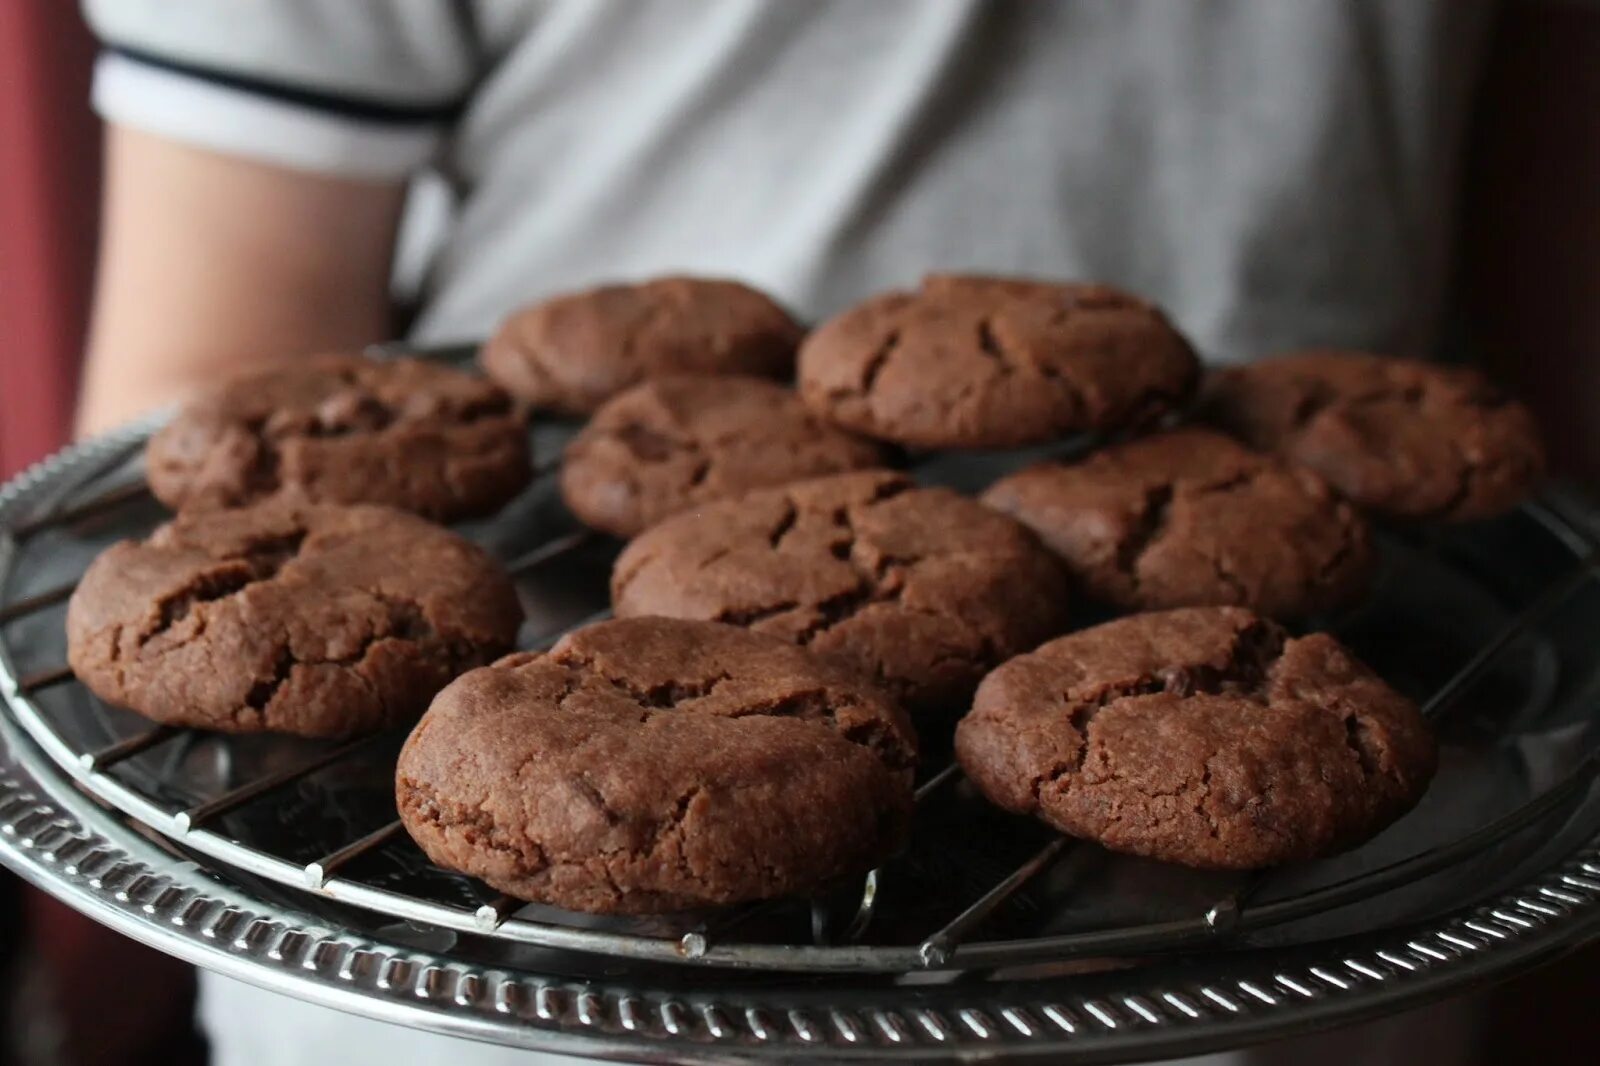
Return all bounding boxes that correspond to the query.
[82,0,481,180]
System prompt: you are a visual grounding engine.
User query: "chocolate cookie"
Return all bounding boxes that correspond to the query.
[66,501,522,738]
[146,353,531,521]
[955,608,1435,869]
[611,470,1072,716]
[797,274,1199,448]
[560,374,891,538]
[1200,351,1545,521]
[395,617,917,913]
[482,276,802,414]
[982,427,1374,617]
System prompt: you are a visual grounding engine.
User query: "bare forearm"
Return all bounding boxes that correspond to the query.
[77,126,406,437]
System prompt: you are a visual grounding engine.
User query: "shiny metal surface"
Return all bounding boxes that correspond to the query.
[3,354,1600,1061]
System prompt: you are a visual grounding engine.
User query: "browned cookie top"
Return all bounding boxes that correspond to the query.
[66,501,523,738]
[560,374,891,538]
[611,470,1072,716]
[796,274,1199,448]
[1200,350,1545,521]
[395,617,916,913]
[482,276,802,415]
[982,426,1374,617]
[146,353,532,521]
[955,608,1436,869]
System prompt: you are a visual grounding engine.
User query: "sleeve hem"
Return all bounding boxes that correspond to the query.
[92,52,443,181]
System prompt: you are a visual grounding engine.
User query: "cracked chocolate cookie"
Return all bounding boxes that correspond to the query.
[610,470,1072,717]
[395,616,917,913]
[146,352,532,521]
[955,607,1435,869]
[66,501,523,738]
[796,274,1199,448]
[982,426,1375,617]
[1200,350,1545,521]
[482,276,802,415]
[560,374,891,538]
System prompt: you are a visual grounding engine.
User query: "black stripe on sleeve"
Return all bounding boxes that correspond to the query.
[106,44,465,125]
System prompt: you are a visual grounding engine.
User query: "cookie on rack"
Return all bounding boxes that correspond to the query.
[560,374,891,538]
[797,273,1199,449]
[610,469,1072,717]
[66,501,523,738]
[146,352,531,522]
[1199,350,1545,521]
[483,276,803,415]
[981,426,1374,617]
[954,607,1436,869]
[395,616,917,913]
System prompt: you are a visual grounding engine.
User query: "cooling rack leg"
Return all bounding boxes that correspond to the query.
[79,725,180,771]
[174,734,386,833]
[1422,547,1600,719]
[7,480,154,541]
[18,665,76,693]
[304,819,406,889]
[0,582,76,625]
[527,608,613,651]
[914,763,963,802]
[474,894,521,931]
[503,530,596,575]
[918,838,1071,967]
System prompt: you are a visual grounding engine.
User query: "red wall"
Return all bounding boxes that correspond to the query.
[0,1,100,479]
[0,10,205,1066]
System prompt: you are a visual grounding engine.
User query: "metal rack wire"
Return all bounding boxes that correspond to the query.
[3,379,1599,980]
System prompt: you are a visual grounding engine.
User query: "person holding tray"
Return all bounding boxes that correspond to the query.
[49,2,1600,1066]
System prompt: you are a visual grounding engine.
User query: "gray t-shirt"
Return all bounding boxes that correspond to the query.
[88,0,1494,362]
[81,2,1502,1064]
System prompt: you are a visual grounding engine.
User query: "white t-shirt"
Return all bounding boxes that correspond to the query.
[81,2,1510,1063]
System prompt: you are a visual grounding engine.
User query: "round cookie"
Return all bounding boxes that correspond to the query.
[797,273,1199,448]
[611,470,1072,716]
[395,617,917,913]
[1200,350,1545,521]
[560,374,891,538]
[146,353,531,521]
[954,607,1436,869]
[482,276,802,415]
[981,426,1375,617]
[66,501,523,738]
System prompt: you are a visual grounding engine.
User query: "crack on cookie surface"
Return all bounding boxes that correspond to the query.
[957,609,1434,869]
[484,278,801,416]
[766,500,799,550]
[66,504,521,737]
[395,618,916,912]
[986,430,1374,615]
[614,421,680,462]
[713,600,802,627]
[1201,353,1543,521]
[800,276,1197,447]
[974,317,1012,373]
[548,641,897,757]
[857,329,901,396]
[612,471,1060,712]
[244,648,295,713]
[1116,484,1174,586]
[559,376,888,537]
[146,354,530,519]
[141,527,311,646]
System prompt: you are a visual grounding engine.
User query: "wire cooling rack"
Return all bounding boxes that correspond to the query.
[3,345,1600,1061]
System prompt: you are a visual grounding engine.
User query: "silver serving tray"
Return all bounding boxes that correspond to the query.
[3,348,1599,1062]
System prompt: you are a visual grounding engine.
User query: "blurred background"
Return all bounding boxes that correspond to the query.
[0,2,1595,1064]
